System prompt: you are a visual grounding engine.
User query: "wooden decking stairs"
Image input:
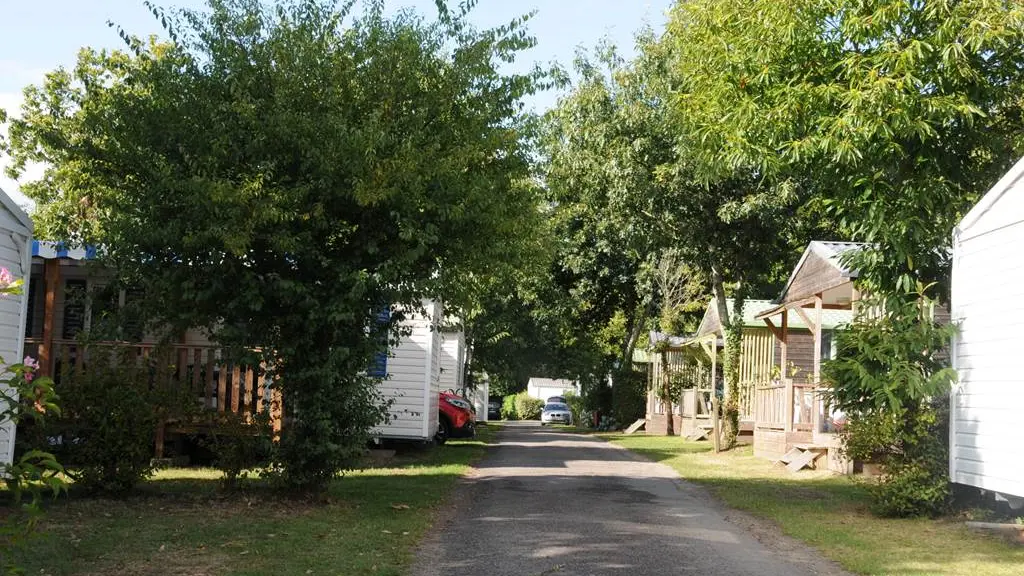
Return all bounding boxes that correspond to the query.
[778,443,828,472]
[687,423,714,441]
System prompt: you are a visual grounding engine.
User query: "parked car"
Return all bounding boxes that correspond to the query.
[437,391,475,444]
[540,402,572,426]
[546,395,567,404]
[487,397,501,420]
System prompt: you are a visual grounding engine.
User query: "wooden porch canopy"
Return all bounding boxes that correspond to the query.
[756,241,864,384]
[31,241,100,378]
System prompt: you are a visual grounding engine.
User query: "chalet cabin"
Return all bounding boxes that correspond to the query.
[646,332,694,435]
[22,246,448,449]
[0,188,33,468]
[754,241,863,471]
[951,156,1024,504]
[685,298,850,441]
[646,299,850,439]
[23,242,281,456]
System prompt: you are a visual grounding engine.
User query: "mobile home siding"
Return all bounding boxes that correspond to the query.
[439,330,465,392]
[951,160,1024,499]
[373,301,441,441]
[0,196,31,469]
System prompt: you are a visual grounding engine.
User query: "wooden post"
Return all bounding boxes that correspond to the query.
[218,359,228,413]
[813,294,823,384]
[813,294,824,435]
[205,350,215,410]
[38,259,60,377]
[711,338,721,452]
[779,309,788,376]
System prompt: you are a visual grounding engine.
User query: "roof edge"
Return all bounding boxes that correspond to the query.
[956,155,1024,240]
[0,186,33,234]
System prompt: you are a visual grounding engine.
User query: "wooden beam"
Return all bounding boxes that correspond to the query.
[38,259,60,377]
[793,306,817,335]
[799,303,849,310]
[763,318,782,340]
[813,294,823,384]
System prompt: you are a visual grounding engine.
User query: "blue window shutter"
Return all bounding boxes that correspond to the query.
[368,308,389,378]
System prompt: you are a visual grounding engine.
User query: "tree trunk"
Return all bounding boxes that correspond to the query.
[660,351,674,436]
[621,307,646,370]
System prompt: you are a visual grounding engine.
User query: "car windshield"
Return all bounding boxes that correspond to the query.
[544,403,568,412]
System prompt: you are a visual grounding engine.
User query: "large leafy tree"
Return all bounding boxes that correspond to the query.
[663,0,1024,512]
[544,37,826,423]
[3,0,544,490]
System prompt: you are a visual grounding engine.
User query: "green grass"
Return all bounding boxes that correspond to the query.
[603,434,1024,576]
[4,426,496,576]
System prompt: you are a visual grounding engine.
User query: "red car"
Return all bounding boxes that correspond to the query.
[436,391,475,444]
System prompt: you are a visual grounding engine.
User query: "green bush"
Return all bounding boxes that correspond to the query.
[840,403,951,517]
[194,411,274,490]
[563,391,586,428]
[43,345,192,494]
[514,392,544,420]
[500,394,519,420]
[611,367,646,426]
[825,293,955,517]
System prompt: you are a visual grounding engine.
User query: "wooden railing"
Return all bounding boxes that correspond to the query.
[792,382,817,432]
[23,339,282,453]
[754,382,787,430]
[681,388,712,419]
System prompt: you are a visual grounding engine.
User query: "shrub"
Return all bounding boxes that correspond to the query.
[563,391,586,428]
[1,354,66,575]
[513,392,543,420]
[824,292,956,517]
[500,394,519,420]
[194,411,274,490]
[611,367,645,426]
[840,402,951,517]
[44,345,192,494]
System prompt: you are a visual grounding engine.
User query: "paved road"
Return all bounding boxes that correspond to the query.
[411,422,847,576]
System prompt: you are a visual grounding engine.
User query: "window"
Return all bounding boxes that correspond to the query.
[24,275,37,337]
[62,280,88,339]
[821,331,835,360]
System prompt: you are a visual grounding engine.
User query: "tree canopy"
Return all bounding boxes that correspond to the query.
[4,0,547,489]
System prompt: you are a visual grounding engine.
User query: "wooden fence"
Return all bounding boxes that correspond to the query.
[23,339,282,455]
[754,382,787,430]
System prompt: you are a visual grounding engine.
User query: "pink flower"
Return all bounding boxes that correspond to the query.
[0,267,11,289]
[23,356,40,371]
[24,371,34,383]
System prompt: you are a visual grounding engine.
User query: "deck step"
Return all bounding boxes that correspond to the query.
[624,419,646,435]
[785,449,824,473]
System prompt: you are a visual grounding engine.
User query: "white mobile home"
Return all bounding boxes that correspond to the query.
[439,328,465,393]
[0,188,33,469]
[439,327,491,421]
[527,377,579,401]
[373,300,442,442]
[951,156,1024,503]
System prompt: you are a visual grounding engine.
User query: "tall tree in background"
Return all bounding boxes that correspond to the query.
[543,35,824,431]
[3,0,545,490]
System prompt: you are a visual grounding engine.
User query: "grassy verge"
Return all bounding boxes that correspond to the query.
[5,426,496,576]
[602,434,1024,576]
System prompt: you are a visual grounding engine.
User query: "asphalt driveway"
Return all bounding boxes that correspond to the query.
[411,422,848,576]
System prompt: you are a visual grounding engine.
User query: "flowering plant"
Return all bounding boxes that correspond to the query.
[1,271,65,574]
[0,267,22,296]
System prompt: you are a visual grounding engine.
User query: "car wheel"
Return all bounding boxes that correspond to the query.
[435,418,451,445]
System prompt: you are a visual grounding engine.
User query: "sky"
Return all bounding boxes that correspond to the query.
[0,0,673,209]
